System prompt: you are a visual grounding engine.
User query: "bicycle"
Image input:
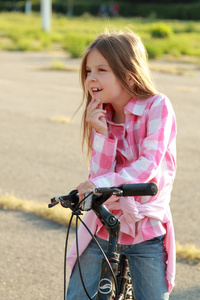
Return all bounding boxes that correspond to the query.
[48,182,158,300]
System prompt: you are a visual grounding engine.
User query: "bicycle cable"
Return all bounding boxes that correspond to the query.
[64,213,74,300]
[61,192,118,300]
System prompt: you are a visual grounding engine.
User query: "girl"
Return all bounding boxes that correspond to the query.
[67,30,177,300]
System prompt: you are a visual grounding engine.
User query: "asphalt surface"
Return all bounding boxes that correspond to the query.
[0,51,200,299]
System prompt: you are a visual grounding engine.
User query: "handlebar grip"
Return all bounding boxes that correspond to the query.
[119,183,158,197]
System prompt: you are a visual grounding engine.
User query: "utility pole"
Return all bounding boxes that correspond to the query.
[41,0,51,32]
[25,0,31,14]
[67,0,73,17]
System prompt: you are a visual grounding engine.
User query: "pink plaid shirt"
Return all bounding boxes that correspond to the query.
[67,94,177,292]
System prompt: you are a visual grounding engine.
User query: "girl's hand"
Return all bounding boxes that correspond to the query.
[86,98,108,137]
[77,180,96,201]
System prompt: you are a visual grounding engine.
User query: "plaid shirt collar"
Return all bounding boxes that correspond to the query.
[105,97,150,124]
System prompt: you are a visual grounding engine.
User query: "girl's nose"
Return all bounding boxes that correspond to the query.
[88,72,97,82]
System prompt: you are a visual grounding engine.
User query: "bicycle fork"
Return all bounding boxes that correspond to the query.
[97,254,134,300]
[116,255,134,300]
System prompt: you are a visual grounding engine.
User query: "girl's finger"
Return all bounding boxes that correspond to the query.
[87,98,101,114]
[86,110,106,124]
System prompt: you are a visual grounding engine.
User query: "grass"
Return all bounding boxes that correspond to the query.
[0,12,200,60]
[50,115,72,124]
[176,242,200,265]
[0,192,80,228]
[0,191,200,265]
[149,63,195,76]
[48,60,79,71]
[40,57,198,76]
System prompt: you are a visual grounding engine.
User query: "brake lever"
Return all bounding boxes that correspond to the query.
[94,187,123,196]
[48,197,59,208]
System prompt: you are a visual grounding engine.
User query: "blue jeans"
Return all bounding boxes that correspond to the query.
[67,235,169,300]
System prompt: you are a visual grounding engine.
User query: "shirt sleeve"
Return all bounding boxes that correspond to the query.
[88,132,118,179]
[90,95,177,188]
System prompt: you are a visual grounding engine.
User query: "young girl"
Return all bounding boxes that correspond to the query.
[67,30,177,300]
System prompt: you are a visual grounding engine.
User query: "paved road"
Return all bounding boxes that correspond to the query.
[0,52,200,299]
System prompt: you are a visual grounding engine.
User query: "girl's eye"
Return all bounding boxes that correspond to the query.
[99,68,106,72]
[86,70,91,76]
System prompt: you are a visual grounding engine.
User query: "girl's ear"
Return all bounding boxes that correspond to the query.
[126,74,134,87]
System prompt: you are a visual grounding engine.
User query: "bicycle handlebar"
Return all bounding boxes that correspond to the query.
[121,182,158,196]
[49,182,158,210]
[95,182,158,197]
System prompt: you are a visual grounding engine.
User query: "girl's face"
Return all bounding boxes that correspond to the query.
[85,49,131,109]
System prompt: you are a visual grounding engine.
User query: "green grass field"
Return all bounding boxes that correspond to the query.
[0,12,200,60]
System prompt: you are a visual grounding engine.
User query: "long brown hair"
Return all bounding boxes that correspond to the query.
[80,30,158,157]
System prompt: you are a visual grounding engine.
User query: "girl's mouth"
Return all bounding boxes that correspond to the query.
[92,87,102,94]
